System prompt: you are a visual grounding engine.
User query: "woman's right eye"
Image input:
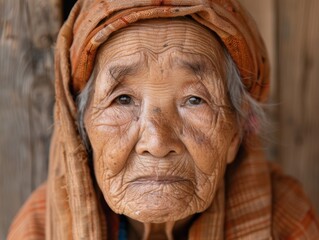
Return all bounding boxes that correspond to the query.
[187,96,204,106]
[115,94,132,105]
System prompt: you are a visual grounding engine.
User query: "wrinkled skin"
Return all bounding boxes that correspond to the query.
[84,18,240,239]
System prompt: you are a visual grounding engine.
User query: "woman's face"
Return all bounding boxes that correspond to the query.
[84,18,240,223]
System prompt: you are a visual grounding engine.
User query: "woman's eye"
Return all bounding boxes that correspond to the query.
[115,95,132,105]
[187,96,203,105]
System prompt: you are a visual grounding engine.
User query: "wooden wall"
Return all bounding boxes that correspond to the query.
[1,0,319,238]
[277,0,319,212]
[0,0,60,238]
[240,0,319,216]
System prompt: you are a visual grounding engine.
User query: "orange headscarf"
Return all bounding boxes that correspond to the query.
[67,0,269,102]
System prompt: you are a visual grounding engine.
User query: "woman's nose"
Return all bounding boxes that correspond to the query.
[135,114,184,158]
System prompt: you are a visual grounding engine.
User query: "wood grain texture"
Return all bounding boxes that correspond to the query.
[277,0,319,212]
[0,0,60,238]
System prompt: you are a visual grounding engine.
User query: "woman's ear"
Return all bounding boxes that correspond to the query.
[226,133,241,164]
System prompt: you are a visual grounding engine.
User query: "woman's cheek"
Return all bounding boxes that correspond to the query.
[180,125,218,175]
[178,115,213,173]
[88,107,140,175]
[179,105,216,129]
[92,106,137,127]
[178,107,231,175]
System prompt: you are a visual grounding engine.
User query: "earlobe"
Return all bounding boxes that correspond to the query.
[226,133,241,164]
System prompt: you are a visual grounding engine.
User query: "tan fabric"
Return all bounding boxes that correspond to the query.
[7,0,319,239]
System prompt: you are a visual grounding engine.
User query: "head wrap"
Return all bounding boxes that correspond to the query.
[68,0,269,101]
[48,0,271,239]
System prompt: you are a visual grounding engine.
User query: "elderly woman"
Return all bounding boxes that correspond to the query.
[8,0,319,239]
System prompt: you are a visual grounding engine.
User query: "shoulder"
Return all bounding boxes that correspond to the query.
[270,163,319,239]
[7,183,47,240]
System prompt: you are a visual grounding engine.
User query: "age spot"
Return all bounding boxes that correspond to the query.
[152,107,161,114]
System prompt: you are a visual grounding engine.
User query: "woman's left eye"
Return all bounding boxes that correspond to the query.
[187,96,204,105]
[115,94,132,105]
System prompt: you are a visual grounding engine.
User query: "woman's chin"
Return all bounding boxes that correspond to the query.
[105,180,214,223]
[121,196,196,223]
[123,206,192,224]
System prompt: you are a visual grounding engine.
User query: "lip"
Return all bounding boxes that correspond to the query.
[132,176,189,184]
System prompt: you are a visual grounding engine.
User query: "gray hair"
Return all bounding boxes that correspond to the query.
[224,50,268,140]
[76,48,267,151]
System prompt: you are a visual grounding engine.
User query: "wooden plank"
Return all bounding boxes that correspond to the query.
[0,0,60,238]
[277,0,319,211]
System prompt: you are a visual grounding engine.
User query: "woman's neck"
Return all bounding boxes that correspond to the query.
[127,216,193,240]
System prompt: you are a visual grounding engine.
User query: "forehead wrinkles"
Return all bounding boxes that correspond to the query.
[93,18,229,105]
[96,18,224,66]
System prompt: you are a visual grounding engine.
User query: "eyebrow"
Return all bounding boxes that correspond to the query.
[174,56,211,78]
[105,53,213,83]
[107,61,142,83]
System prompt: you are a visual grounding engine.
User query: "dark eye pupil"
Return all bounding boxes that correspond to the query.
[189,96,202,105]
[117,95,131,105]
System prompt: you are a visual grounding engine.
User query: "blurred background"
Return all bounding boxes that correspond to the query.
[1,0,319,238]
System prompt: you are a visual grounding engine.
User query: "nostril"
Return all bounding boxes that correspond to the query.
[135,137,182,158]
[168,150,177,156]
[135,140,182,158]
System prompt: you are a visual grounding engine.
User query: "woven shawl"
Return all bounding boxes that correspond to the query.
[7,0,319,239]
